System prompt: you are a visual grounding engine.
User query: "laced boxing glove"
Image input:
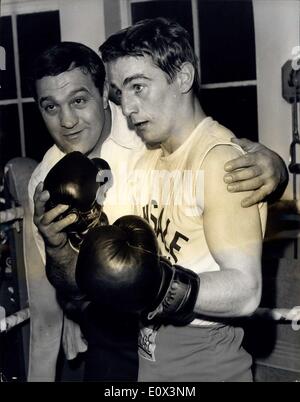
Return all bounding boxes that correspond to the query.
[44,151,113,249]
[76,215,161,315]
[76,215,200,326]
[143,257,200,326]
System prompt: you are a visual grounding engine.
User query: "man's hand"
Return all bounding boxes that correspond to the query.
[33,182,80,294]
[33,182,77,248]
[223,138,288,207]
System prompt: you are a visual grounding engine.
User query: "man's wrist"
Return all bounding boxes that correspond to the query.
[45,236,68,251]
[267,154,289,204]
[145,260,200,326]
[45,240,79,294]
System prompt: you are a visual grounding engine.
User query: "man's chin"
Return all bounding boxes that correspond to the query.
[137,131,160,149]
[145,142,161,150]
[59,144,90,156]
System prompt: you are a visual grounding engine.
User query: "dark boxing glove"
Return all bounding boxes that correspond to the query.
[76,214,200,326]
[44,151,113,249]
[143,257,200,326]
[76,215,162,314]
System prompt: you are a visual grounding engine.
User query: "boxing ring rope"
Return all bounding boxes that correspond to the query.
[0,206,24,224]
[0,308,30,334]
[0,306,299,334]
[0,206,28,334]
[0,205,299,333]
[254,306,300,322]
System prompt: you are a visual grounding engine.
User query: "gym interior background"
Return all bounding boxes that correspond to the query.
[0,0,299,382]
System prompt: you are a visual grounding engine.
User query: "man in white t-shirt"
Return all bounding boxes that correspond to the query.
[29,40,288,382]
[95,17,282,381]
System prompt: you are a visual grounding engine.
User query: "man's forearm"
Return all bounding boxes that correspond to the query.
[45,243,80,296]
[194,268,261,318]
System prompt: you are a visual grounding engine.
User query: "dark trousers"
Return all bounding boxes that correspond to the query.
[80,304,139,382]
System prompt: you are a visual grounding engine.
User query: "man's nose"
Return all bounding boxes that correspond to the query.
[59,106,78,129]
[121,95,138,118]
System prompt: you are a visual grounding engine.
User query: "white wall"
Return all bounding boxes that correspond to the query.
[59,0,105,53]
[253,0,300,200]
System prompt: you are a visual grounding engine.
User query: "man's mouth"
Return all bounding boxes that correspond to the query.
[64,129,84,138]
[134,121,148,130]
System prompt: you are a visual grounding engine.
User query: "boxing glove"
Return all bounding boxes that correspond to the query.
[76,214,200,326]
[76,215,162,314]
[143,257,200,326]
[44,151,112,249]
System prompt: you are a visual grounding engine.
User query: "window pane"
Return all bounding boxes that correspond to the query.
[198,0,256,84]
[17,11,61,98]
[131,0,194,44]
[23,102,53,162]
[0,105,21,168]
[201,86,258,142]
[0,16,17,99]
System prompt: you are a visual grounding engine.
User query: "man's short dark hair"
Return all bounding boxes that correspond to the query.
[99,17,201,100]
[30,41,106,99]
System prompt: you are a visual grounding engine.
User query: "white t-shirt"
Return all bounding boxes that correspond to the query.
[132,117,267,327]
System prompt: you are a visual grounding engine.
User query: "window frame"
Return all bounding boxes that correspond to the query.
[121,0,257,89]
[1,0,60,157]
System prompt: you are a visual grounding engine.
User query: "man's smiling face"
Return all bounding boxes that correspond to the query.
[36,67,108,156]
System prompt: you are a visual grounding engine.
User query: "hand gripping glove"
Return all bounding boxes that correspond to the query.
[44,151,113,249]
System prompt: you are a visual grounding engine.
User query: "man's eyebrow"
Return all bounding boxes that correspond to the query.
[39,96,54,106]
[39,87,90,106]
[123,74,151,87]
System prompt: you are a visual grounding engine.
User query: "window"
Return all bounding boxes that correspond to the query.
[123,0,258,141]
[0,7,61,167]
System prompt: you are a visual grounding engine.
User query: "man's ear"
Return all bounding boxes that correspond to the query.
[103,80,109,109]
[177,62,195,94]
